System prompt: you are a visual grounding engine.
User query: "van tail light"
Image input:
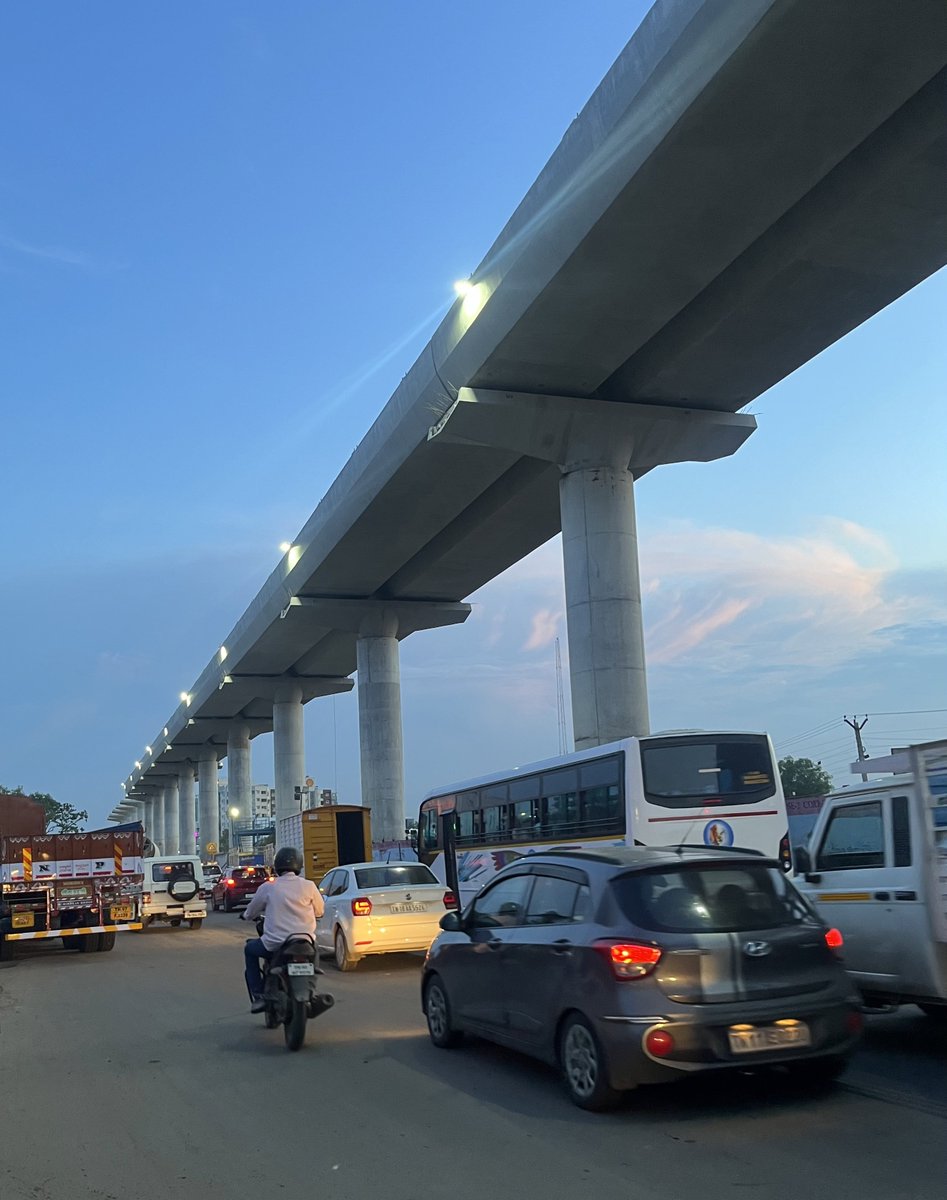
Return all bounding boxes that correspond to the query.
[443,890,458,910]
[352,897,372,917]
[825,928,844,955]
[595,940,662,979]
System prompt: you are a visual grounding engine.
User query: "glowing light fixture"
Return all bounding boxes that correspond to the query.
[135,761,142,769]
[179,691,191,705]
[453,279,473,298]
[219,645,228,662]
[280,542,292,553]
[145,746,153,756]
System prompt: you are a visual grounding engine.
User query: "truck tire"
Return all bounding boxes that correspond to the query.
[79,934,102,953]
[0,935,13,962]
[98,932,116,952]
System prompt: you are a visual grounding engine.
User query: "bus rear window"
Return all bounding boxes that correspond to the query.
[641,736,775,809]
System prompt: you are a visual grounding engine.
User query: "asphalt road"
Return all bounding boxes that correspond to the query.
[2,913,946,1200]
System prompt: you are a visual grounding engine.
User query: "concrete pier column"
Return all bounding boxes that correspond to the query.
[559,464,649,748]
[357,610,405,843]
[227,723,252,853]
[198,750,220,861]
[178,764,195,857]
[273,684,305,827]
[150,791,164,851]
[164,780,181,854]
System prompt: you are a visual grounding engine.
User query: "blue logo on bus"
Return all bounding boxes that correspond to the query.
[703,819,734,848]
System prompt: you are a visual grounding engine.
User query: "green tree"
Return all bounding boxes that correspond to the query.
[0,785,88,833]
[778,756,833,798]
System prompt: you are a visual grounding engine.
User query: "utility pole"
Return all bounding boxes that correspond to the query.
[555,638,568,756]
[844,715,870,782]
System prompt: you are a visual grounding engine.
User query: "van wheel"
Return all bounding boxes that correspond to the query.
[169,919,182,928]
[334,930,356,972]
[424,976,462,1048]
[189,918,203,930]
[559,1014,622,1111]
[918,1004,947,1022]
[97,932,116,952]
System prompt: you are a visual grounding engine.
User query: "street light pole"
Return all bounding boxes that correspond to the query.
[229,806,240,862]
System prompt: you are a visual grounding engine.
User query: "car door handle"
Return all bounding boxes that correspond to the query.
[488,939,504,951]
[552,939,573,955]
[874,892,891,901]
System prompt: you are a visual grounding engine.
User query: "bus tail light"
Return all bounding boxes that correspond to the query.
[779,832,792,873]
[352,897,372,917]
[595,940,662,979]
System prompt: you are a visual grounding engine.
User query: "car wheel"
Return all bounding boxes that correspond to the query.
[784,1054,849,1087]
[224,894,233,913]
[559,1013,622,1111]
[424,976,462,1048]
[334,929,356,972]
[918,1004,947,1022]
[212,895,219,912]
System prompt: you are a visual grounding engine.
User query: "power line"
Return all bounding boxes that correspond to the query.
[863,708,947,717]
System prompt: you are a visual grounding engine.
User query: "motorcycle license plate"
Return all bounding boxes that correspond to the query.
[728,1022,811,1054]
[287,963,315,976]
[110,904,134,921]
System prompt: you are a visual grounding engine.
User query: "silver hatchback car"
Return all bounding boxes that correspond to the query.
[422,847,862,1110]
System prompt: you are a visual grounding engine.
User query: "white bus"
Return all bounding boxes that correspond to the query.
[417,730,789,906]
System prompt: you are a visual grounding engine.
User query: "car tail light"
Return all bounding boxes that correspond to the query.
[225,879,235,887]
[352,897,372,916]
[595,940,662,979]
[443,890,458,910]
[825,927,844,954]
[644,1028,675,1058]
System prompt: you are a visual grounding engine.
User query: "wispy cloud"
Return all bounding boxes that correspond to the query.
[0,233,121,271]
[523,607,562,652]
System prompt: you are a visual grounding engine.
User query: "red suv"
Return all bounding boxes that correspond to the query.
[211,866,272,912]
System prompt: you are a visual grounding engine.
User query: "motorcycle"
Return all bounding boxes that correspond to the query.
[252,918,335,1051]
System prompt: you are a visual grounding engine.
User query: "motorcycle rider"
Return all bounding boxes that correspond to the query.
[241,847,325,1012]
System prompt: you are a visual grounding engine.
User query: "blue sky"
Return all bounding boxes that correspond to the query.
[1,3,945,827]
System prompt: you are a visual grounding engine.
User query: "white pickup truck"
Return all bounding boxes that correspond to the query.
[793,740,947,1019]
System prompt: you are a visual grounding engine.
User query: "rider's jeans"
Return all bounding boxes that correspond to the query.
[244,936,270,999]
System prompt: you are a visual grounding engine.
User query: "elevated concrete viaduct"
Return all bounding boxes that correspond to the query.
[111,0,947,851]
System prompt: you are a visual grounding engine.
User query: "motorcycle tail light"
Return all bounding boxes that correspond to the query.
[352,897,372,916]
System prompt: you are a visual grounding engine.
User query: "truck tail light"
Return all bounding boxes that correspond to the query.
[352,897,372,917]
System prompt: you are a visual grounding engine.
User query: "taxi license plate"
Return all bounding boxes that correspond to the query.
[728,1022,811,1054]
[287,963,315,976]
[110,904,134,921]
[12,912,34,929]
[390,903,425,914]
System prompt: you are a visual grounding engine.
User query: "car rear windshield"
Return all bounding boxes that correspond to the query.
[353,865,438,889]
[611,864,814,933]
[232,868,267,880]
[151,862,196,883]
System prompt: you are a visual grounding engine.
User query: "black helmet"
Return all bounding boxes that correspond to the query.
[273,846,303,876]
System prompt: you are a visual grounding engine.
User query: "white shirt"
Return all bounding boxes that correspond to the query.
[243,873,325,951]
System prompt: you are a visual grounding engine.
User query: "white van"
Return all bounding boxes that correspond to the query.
[794,740,947,1019]
[142,854,207,929]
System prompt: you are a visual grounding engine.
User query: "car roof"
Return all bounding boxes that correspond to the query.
[332,861,431,872]
[508,846,776,872]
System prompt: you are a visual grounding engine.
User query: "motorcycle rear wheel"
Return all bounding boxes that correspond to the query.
[284,998,307,1051]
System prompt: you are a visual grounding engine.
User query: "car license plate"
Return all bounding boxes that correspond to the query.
[287,963,315,976]
[390,903,425,914]
[110,904,134,921]
[728,1022,812,1054]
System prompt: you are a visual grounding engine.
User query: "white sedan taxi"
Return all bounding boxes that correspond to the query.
[316,862,457,971]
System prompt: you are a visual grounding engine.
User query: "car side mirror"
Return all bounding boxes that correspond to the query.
[793,846,811,874]
[439,911,463,933]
